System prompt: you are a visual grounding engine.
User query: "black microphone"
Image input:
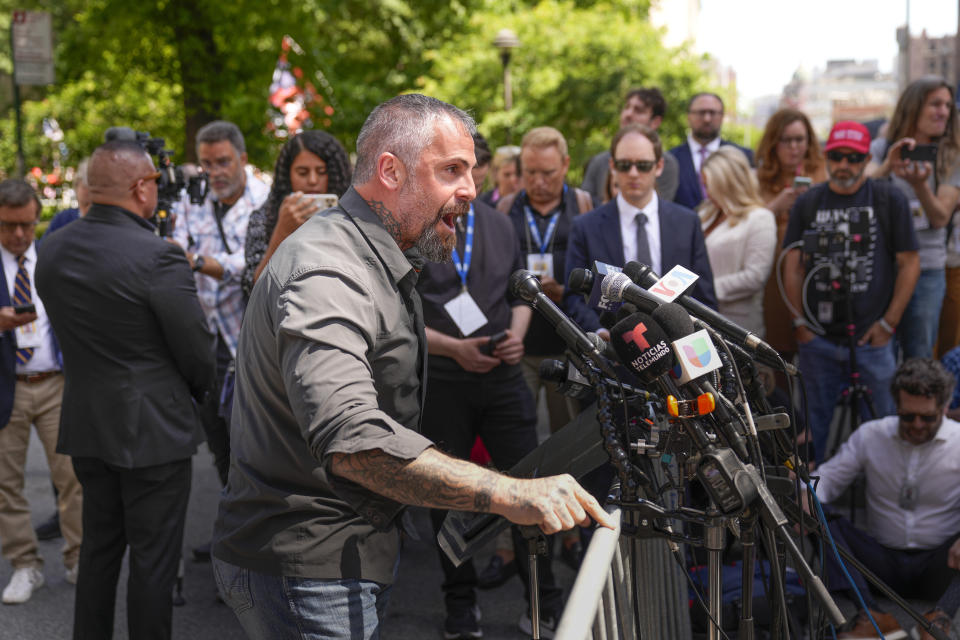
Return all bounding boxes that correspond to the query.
[599,271,662,314]
[653,303,751,461]
[608,312,674,384]
[568,262,624,314]
[509,270,610,368]
[622,261,785,368]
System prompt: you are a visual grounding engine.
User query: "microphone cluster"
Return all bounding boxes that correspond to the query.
[501,263,844,627]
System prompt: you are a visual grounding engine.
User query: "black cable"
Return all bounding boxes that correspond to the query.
[671,545,734,640]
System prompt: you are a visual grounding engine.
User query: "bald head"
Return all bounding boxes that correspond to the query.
[88,141,158,217]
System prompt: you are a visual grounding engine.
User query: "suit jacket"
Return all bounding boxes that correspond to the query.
[36,204,216,468]
[669,140,755,210]
[563,198,717,332]
[0,242,62,428]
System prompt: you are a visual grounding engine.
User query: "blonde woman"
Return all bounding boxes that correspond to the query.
[699,146,777,335]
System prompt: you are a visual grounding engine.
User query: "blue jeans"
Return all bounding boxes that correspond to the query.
[899,268,946,360]
[213,557,393,640]
[797,335,896,462]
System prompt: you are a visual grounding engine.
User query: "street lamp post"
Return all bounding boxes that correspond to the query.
[494,28,520,144]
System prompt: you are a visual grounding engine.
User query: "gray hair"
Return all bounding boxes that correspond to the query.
[353,94,476,184]
[196,120,246,154]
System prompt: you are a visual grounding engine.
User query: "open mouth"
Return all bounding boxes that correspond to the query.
[440,211,458,232]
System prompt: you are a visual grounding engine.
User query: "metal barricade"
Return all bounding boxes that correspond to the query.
[556,507,693,640]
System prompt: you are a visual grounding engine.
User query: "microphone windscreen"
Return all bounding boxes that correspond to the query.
[623,261,656,286]
[614,302,638,323]
[567,268,593,295]
[610,313,674,383]
[509,269,541,302]
[652,302,695,340]
[599,310,618,330]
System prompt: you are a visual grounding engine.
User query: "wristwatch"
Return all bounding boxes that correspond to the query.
[791,317,808,329]
[192,254,205,273]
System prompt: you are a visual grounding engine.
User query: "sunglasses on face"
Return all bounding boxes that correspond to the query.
[613,159,657,173]
[898,412,940,424]
[826,150,867,164]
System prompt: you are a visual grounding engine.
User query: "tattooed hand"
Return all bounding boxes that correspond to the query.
[330,447,616,534]
[494,474,616,534]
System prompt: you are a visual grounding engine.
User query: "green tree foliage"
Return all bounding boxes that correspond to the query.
[0,0,713,184]
[418,0,711,181]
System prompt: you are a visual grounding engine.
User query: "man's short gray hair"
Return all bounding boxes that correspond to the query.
[196,120,246,154]
[353,94,476,184]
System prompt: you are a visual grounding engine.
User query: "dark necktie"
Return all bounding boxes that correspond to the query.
[635,212,652,267]
[698,147,710,199]
[13,255,34,364]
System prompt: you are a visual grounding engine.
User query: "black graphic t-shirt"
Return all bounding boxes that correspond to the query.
[782,180,917,342]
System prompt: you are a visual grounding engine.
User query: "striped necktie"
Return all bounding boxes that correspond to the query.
[13,255,33,364]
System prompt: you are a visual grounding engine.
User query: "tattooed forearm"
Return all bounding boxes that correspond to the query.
[330,448,501,512]
[362,198,407,249]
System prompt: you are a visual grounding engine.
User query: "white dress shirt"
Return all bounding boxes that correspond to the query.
[813,416,960,550]
[1,242,58,374]
[688,135,721,175]
[616,191,662,276]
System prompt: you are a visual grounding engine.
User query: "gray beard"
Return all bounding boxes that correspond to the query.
[828,165,866,191]
[416,224,453,262]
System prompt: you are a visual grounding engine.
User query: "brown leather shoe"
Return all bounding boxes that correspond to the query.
[838,609,907,639]
[913,608,953,640]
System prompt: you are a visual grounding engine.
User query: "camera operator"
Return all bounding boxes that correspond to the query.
[783,121,920,463]
[35,140,215,639]
[170,121,268,503]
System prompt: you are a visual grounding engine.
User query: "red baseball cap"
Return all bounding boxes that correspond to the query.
[825,121,871,154]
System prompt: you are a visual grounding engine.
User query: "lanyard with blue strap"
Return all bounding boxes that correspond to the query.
[450,204,475,293]
[523,184,565,257]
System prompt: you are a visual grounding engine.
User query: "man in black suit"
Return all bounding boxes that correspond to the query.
[669,92,755,210]
[36,140,215,640]
[565,124,717,336]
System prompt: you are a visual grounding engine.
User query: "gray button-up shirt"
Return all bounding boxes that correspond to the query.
[213,188,434,584]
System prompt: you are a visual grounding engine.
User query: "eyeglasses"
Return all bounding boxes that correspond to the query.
[898,412,940,424]
[779,136,807,147]
[0,221,37,233]
[129,171,162,190]
[613,159,657,173]
[199,158,236,172]
[826,150,867,164]
[689,109,722,118]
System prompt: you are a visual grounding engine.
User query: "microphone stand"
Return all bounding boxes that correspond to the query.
[705,507,726,640]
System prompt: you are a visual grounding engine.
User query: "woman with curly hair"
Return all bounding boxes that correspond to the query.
[754,108,826,355]
[868,76,960,358]
[242,130,351,297]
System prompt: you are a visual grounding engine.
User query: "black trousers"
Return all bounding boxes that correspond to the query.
[71,457,192,640]
[199,331,232,486]
[421,368,564,616]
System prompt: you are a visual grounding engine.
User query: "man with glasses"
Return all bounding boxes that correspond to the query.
[171,121,267,533]
[36,141,214,638]
[801,358,960,640]
[498,127,593,435]
[581,87,680,204]
[0,179,82,604]
[564,124,716,338]
[669,92,754,210]
[783,121,920,464]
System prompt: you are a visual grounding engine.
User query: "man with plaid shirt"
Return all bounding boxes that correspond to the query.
[171,121,268,501]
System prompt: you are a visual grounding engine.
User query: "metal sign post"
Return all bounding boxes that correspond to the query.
[10,10,54,177]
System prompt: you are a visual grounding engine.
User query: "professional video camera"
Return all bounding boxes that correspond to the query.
[105,127,208,236]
